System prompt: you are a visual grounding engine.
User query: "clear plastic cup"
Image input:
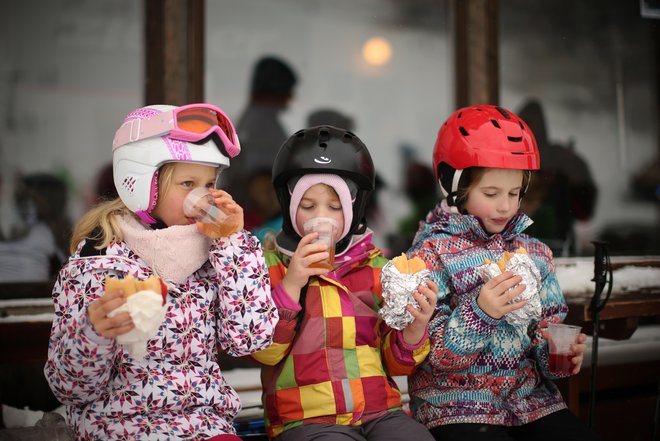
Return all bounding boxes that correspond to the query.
[547,323,582,375]
[183,187,240,238]
[303,217,339,270]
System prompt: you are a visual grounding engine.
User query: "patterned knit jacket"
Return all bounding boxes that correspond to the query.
[407,202,570,429]
[44,230,278,441]
[251,233,431,438]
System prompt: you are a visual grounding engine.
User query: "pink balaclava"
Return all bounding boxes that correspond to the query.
[288,174,354,241]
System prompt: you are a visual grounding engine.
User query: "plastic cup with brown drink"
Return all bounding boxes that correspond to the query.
[546,323,582,375]
[303,217,339,270]
[183,187,241,238]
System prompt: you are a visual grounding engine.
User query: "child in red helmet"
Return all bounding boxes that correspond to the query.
[407,105,601,440]
[250,125,438,440]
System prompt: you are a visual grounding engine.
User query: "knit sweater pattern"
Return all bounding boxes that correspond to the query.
[407,203,569,429]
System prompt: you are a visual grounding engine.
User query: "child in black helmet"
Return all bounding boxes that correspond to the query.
[250,125,438,440]
[407,105,601,440]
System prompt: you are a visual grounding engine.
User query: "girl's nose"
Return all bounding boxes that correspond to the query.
[497,197,512,212]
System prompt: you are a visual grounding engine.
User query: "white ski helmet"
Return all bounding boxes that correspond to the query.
[112,104,237,224]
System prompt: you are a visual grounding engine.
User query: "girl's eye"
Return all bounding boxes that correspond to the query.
[181,181,194,188]
[484,193,497,198]
[206,182,215,189]
[510,192,520,197]
[330,204,342,211]
[299,204,314,210]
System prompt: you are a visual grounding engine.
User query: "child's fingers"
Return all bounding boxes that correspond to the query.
[425,280,439,294]
[484,271,516,288]
[89,292,125,318]
[503,284,526,303]
[303,251,330,267]
[406,303,423,320]
[100,317,135,338]
[298,232,320,247]
[501,299,528,314]
[496,275,524,295]
[415,287,437,310]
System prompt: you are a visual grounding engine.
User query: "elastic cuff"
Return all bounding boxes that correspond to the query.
[79,312,114,346]
[271,284,302,312]
[397,328,429,350]
[471,296,501,326]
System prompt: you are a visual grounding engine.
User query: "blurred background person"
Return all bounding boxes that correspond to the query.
[517,98,598,256]
[220,55,298,231]
[0,172,70,282]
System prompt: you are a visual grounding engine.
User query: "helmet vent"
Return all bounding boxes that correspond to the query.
[319,142,327,148]
[519,121,525,130]
[459,126,469,137]
[507,136,523,143]
[122,176,137,194]
[490,119,501,129]
[496,106,511,119]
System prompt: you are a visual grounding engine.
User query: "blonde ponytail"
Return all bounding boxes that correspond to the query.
[69,198,131,254]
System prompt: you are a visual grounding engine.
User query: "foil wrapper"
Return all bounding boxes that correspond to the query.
[379,261,431,330]
[477,252,542,326]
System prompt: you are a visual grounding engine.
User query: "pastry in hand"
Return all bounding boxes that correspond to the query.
[391,253,428,274]
[105,274,167,305]
[484,247,528,272]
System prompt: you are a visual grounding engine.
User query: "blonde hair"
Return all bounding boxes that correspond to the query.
[69,163,179,253]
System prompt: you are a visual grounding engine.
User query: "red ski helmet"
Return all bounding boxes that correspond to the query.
[433,105,540,206]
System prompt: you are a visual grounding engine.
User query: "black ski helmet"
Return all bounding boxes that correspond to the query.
[272,125,375,251]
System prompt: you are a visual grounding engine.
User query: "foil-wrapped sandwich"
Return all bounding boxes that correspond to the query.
[477,247,542,326]
[380,253,431,330]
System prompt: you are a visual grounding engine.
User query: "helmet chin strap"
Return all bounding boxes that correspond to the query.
[439,169,463,213]
[136,210,158,224]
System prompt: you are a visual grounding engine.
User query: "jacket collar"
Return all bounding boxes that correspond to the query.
[421,200,533,243]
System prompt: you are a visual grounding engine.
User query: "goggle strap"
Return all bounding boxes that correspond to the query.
[113,110,175,150]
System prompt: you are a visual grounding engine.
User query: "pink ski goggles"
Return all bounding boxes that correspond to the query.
[112,104,241,157]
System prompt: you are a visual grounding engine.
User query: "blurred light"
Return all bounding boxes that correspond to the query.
[362,37,392,66]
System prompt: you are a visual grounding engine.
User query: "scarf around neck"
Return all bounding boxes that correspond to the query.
[118,214,211,284]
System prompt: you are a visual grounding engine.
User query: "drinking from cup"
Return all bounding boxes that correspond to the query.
[303,217,339,270]
[546,323,582,375]
[183,187,240,237]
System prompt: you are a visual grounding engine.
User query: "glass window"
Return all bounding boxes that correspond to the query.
[500,0,659,256]
[1,0,143,282]
[206,0,451,255]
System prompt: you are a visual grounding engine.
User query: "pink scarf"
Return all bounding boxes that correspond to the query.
[119,214,211,284]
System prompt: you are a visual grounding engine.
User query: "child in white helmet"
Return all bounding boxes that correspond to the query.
[250,125,438,440]
[44,104,278,441]
[407,105,600,440]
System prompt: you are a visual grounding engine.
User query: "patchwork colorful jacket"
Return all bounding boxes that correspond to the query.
[251,233,430,438]
[408,202,569,429]
[44,230,277,441]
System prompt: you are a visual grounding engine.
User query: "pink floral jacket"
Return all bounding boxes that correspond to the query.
[44,230,277,440]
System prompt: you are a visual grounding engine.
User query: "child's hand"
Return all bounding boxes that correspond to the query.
[280,232,331,303]
[476,271,527,319]
[402,280,438,345]
[541,329,588,375]
[88,289,135,339]
[196,189,244,237]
